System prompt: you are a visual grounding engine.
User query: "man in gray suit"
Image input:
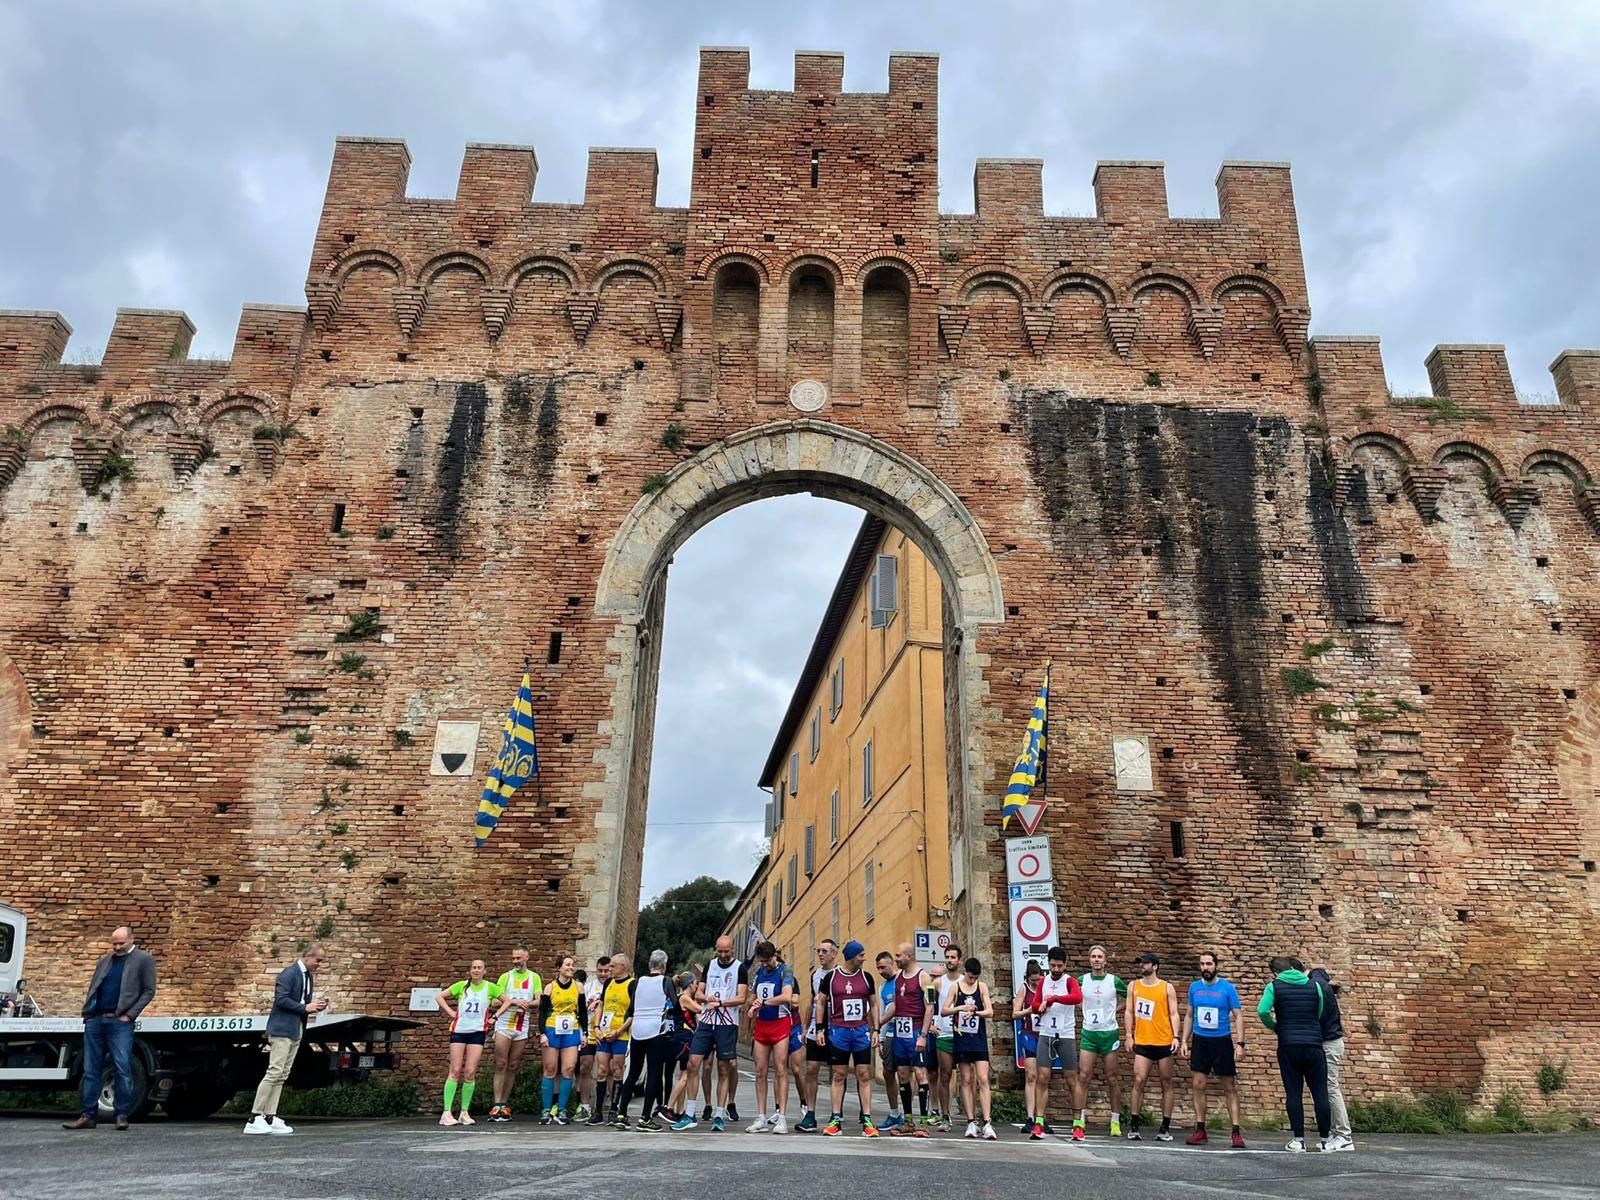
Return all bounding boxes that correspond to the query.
[62,926,158,1131]
[243,945,329,1135]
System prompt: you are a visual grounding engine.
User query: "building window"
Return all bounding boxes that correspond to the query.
[809,707,821,762]
[830,896,840,944]
[862,740,873,807]
[864,858,875,922]
[804,824,815,876]
[775,784,785,826]
[755,898,766,933]
[764,799,775,839]
[869,554,898,629]
[773,879,783,919]
[788,854,798,900]
[829,789,839,846]
[789,752,799,795]
[830,657,844,720]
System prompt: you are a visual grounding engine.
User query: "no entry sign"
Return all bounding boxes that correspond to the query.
[1008,898,1059,990]
[1005,835,1052,886]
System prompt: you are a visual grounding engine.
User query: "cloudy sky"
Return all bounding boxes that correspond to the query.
[4,2,1598,899]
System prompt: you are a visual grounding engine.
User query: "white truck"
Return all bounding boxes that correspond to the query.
[0,903,420,1120]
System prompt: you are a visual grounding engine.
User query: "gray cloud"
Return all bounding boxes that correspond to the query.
[3,1,1596,897]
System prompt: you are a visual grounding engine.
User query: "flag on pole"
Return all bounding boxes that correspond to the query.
[743,917,766,961]
[1001,660,1050,832]
[474,671,539,847]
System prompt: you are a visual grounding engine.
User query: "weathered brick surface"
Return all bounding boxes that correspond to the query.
[0,49,1594,1119]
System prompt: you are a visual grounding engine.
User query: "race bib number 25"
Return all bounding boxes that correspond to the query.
[841,998,865,1022]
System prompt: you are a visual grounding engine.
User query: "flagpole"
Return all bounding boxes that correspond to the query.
[525,653,545,813]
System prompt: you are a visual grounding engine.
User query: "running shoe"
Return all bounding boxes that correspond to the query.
[936,1115,953,1133]
[438,1112,458,1127]
[575,1104,591,1122]
[1231,1130,1247,1149]
[982,1122,997,1141]
[459,1112,475,1126]
[1186,1127,1208,1145]
[636,1117,661,1133]
[1071,1124,1086,1143]
[796,1110,818,1133]
[670,1113,698,1131]
[539,1109,552,1126]
[487,1105,502,1123]
[771,1113,788,1134]
[900,1121,929,1138]
[1156,1126,1174,1142]
[1324,1135,1354,1152]
[1109,1115,1122,1138]
[727,1104,740,1123]
[964,1120,979,1139]
[612,1112,629,1129]
[746,1116,771,1133]
[1285,1137,1306,1153]
[1029,1118,1045,1140]
[1126,1124,1142,1141]
[700,1105,713,1123]
[862,1121,879,1138]
[879,1113,901,1133]
[553,1109,569,1126]
[919,1114,937,1128]
[711,1115,725,1133]
[501,1106,513,1122]
[585,1110,605,1126]
[823,1116,843,1137]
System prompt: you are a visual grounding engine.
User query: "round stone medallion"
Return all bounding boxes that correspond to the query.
[788,379,828,413]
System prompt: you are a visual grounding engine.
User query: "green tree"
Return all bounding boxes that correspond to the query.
[633,875,741,972]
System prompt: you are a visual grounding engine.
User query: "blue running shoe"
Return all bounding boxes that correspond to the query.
[670,1114,698,1131]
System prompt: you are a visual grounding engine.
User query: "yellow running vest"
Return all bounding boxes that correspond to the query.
[1131,978,1173,1046]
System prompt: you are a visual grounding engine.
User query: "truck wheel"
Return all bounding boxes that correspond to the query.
[93,1055,152,1122]
[162,1080,238,1121]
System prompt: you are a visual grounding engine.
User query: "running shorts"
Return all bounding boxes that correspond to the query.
[544,1030,582,1051]
[1133,1042,1173,1062]
[935,1035,954,1056]
[449,1030,486,1046]
[953,1046,988,1065]
[690,1023,739,1061]
[1017,1030,1039,1060]
[754,1017,791,1047]
[1078,1029,1121,1056]
[827,1025,872,1066]
[1039,1033,1078,1071]
[788,1021,805,1055]
[890,1036,928,1069]
[596,1037,628,1057]
[1188,1036,1236,1078]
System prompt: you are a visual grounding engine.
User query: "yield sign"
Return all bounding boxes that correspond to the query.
[1013,798,1047,835]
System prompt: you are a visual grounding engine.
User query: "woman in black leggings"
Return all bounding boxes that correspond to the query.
[616,950,679,1130]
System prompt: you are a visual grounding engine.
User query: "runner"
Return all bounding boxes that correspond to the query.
[660,969,702,1124]
[670,936,748,1132]
[874,952,901,1132]
[1012,960,1044,1137]
[780,950,809,1123]
[538,955,585,1124]
[1029,946,1084,1140]
[434,959,510,1127]
[888,942,935,1136]
[590,952,636,1126]
[795,938,838,1132]
[941,956,996,1140]
[931,943,962,1131]
[488,947,543,1123]
[1076,944,1127,1139]
[744,941,798,1133]
[814,940,881,1137]
[1125,951,1180,1142]
[1258,955,1333,1152]
[575,958,609,1122]
[1179,950,1246,1148]
[616,949,679,1131]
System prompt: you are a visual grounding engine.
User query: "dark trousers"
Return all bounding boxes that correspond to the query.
[619,1032,673,1118]
[1277,1042,1331,1139]
[80,1015,136,1119]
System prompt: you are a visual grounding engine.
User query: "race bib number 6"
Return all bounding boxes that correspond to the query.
[842,998,865,1022]
[554,1015,575,1033]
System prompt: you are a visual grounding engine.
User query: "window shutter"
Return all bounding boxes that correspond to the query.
[775,784,784,825]
[830,897,840,944]
[789,854,798,898]
[829,788,839,845]
[789,753,799,795]
[864,859,875,921]
[804,824,814,876]
[872,554,898,625]
[809,708,820,761]
[773,880,783,918]
[764,799,775,839]
[830,658,843,719]
[862,740,873,806]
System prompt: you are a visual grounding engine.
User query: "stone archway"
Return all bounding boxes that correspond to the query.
[582,419,1006,963]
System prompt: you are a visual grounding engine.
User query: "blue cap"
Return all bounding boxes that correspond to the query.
[842,940,866,960]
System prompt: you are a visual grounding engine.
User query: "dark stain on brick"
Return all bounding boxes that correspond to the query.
[501,374,562,492]
[433,381,488,558]
[1305,446,1372,626]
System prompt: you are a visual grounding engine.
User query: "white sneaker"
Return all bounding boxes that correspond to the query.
[267,1117,294,1136]
[1285,1137,1305,1153]
[439,1112,459,1127]
[242,1115,272,1135]
[965,1120,979,1139]
[458,1111,475,1126]
[1324,1134,1354,1152]
[770,1113,787,1134]
[982,1122,997,1141]
[746,1116,771,1133]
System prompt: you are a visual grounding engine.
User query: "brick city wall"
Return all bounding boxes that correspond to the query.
[0,48,1595,1119]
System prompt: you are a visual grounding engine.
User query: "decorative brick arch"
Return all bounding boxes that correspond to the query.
[585,419,1005,964]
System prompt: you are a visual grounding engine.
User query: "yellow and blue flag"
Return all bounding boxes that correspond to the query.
[1001,661,1050,831]
[474,671,539,847]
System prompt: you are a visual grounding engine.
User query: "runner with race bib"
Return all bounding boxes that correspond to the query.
[744,941,798,1133]
[1125,951,1180,1141]
[670,937,748,1132]
[1180,950,1246,1148]
[1029,946,1084,1140]
[815,940,880,1137]
[889,942,935,1135]
[1076,944,1128,1139]
[435,959,509,1127]
[931,943,962,1131]
[941,956,996,1140]
[591,953,636,1126]
[795,939,838,1132]
[488,948,542,1123]
[538,956,585,1124]
[874,953,900,1131]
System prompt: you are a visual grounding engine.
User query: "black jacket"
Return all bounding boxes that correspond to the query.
[1309,968,1344,1040]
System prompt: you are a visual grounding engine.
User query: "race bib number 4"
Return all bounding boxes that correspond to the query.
[892,1017,915,1039]
[956,1011,979,1034]
[1197,1006,1219,1031]
[1135,997,1155,1021]
[841,998,865,1022]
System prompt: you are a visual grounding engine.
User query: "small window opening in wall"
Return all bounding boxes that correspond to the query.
[392,804,404,816]
[1312,824,1324,838]
[219,526,230,536]
[554,806,568,818]
[1456,908,1469,922]
[215,802,230,815]
[701,145,712,160]
[1168,899,1181,911]
[594,412,607,426]
[892,233,906,246]
[763,232,775,242]
[76,522,88,533]
[1142,545,1153,556]
[1551,620,1563,632]
[705,93,715,106]
[1282,613,1295,624]
[477,238,492,249]
[227,464,241,475]
[1385,491,1397,503]
[546,879,560,892]
[1251,372,1262,383]
[396,351,408,363]
[1155,676,1167,687]
[342,232,356,244]
[568,242,583,253]
[1536,555,1549,567]
[1272,548,1285,560]
[910,100,923,110]
[319,349,333,362]
[184,657,195,668]
[331,503,346,533]
[200,589,212,599]
[307,406,320,417]
[911,153,926,163]
[585,473,600,484]
[1263,489,1276,501]
[1140,260,1153,270]
[547,632,563,664]
[1585,860,1596,872]
[999,422,1011,433]
[1058,258,1073,268]
[1318,902,1333,918]
[1160,746,1174,760]
[202,875,219,889]
[576,533,590,544]
[1400,552,1416,564]
[1419,684,1432,695]
[1297,749,1311,762]
[1254,260,1268,271]
[1169,820,1186,858]
[566,596,581,607]
[1563,688,1577,700]
[1147,610,1159,621]
[163,726,175,738]
[1149,487,1163,500]
[382,874,401,886]
[1003,543,1018,552]
[560,732,575,744]
[1007,605,1020,617]
[811,150,820,188]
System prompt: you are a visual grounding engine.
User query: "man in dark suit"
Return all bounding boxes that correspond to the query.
[63,926,158,1131]
[243,945,328,1135]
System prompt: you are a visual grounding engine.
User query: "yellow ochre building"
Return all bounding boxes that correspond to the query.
[725,514,952,968]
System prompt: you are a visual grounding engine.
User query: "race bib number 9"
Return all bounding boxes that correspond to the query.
[956,1011,979,1034]
[892,1017,915,1039]
[554,1015,576,1033]
[842,998,865,1022]
[1197,1006,1219,1031]
[1135,997,1155,1021]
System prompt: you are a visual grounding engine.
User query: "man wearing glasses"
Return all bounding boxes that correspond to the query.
[794,939,837,1132]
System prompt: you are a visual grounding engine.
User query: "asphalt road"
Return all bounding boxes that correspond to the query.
[1,1114,1595,1200]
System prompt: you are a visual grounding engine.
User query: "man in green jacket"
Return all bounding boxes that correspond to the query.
[1256,956,1332,1152]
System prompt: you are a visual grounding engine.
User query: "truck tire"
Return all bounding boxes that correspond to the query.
[162,1079,238,1121]
[93,1054,152,1122]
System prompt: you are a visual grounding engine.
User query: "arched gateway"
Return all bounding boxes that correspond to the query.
[583,419,1005,962]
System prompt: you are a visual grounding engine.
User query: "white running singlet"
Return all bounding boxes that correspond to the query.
[702,958,743,1026]
[1079,972,1121,1033]
[934,973,959,1036]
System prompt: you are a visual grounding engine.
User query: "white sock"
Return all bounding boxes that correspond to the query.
[889,1107,902,1118]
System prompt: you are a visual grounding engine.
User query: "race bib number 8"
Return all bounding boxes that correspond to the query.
[892,1017,915,1039]
[956,1011,979,1034]
[1135,997,1155,1021]
[1197,1006,1219,1031]
[842,998,865,1022]
[758,983,776,1001]
[554,1015,576,1033]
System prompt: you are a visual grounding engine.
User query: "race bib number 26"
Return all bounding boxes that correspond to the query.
[892,1017,915,1039]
